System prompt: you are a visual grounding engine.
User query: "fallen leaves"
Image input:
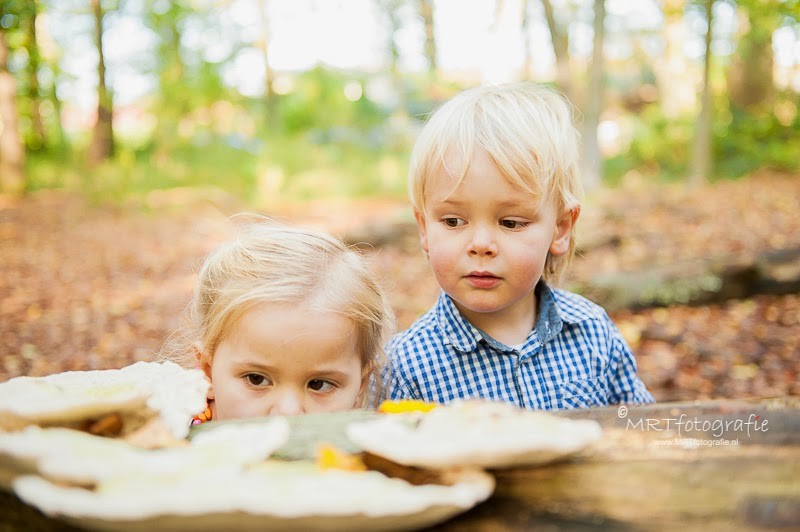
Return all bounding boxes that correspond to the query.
[1,172,799,404]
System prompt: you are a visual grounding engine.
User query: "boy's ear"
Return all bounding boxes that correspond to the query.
[193,341,215,400]
[413,209,430,253]
[549,204,580,257]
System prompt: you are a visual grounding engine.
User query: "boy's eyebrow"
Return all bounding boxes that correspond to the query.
[434,197,537,210]
[496,199,536,209]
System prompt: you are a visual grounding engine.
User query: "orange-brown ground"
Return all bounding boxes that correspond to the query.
[2,172,799,402]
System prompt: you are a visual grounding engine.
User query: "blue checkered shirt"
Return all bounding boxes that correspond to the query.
[383,283,654,410]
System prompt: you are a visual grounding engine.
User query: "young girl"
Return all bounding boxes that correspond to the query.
[161,217,395,422]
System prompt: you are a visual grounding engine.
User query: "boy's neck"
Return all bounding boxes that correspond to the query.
[454,292,539,347]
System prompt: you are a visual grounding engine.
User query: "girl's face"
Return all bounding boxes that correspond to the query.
[200,301,364,419]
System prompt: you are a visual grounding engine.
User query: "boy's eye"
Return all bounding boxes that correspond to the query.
[245,373,271,387]
[442,217,465,227]
[308,379,336,392]
[500,219,528,229]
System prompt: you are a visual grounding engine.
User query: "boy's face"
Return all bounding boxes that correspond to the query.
[415,147,575,322]
[199,301,364,420]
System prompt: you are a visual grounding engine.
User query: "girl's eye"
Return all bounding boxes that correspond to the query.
[245,373,270,386]
[443,217,464,227]
[500,219,527,229]
[308,379,335,392]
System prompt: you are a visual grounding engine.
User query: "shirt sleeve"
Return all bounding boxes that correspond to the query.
[607,322,656,404]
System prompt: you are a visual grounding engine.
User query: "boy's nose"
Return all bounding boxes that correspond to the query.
[468,226,497,256]
[268,389,303,416]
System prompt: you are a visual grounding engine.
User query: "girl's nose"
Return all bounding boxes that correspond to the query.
[468,225,498,256]
[268,389,303,416]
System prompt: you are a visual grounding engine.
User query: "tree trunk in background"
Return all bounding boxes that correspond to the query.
[655,0,695,117]
[384,0,407,116]
[689,0,714,186]
[48,71,66,150]
[541,0,571,96]
[257,0,277,130]
[0,28,25,194]
[162,10,185,108]
[581,0,604,191]
[146,0,189,158]
[87,0,114,165]
[0,26,25,194]
[520,0,532,80]
[386,1,402,76]
[41,43,66,150]
[419,0,437,75]
[727,4,776,110]
[27,0,46,149]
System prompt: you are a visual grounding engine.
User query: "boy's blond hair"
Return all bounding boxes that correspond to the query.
[408,82,583,284]
[161,218,395,407]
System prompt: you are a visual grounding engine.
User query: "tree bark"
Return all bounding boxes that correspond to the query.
[541,0,571,95]
[519,0,532,80]
[87,0,114,165]
[419,0,437,75]
[689,0,714,186]
[655,0,695,117]
[384,0,402,77]
[26,0,46,148]
[727,4,776,110]
[0,28,25,194]
[480,399,800,530]
[569,246,800,312]
[257,0,278,130]
[580,0,605,192]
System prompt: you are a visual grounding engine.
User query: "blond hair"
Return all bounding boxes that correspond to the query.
[160,217,395,407]
[408,82,583,283]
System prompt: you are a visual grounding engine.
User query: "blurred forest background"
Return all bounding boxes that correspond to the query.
[0,0,799,402]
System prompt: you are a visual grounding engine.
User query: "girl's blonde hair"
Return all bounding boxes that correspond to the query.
[408,82,584,284]
[161,217,395,407]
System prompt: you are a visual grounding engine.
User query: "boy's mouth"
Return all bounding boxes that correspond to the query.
[465,271,501,289]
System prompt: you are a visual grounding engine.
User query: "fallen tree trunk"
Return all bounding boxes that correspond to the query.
[442,397,800,530]
[343,220,800,312]
[568,246,800,312]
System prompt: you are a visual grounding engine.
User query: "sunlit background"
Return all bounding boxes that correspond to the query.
[1,1,800,402]
[3,0,799,204]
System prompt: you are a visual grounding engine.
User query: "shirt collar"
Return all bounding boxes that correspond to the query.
[435,292,482,352]
[534,282,564,344]
[434,282,567,353]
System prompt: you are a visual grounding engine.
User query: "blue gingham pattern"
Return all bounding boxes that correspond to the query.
[383,283,654,410]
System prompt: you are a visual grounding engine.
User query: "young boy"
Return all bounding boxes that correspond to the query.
[384,82,654,409]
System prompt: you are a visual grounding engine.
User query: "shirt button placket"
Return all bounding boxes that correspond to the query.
[517,341,542,409]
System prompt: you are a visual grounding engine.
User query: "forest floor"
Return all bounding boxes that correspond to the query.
[1,170,799,402]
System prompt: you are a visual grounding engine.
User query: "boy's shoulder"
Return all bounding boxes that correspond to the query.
[386,302,442,354]
[547,286,609,324]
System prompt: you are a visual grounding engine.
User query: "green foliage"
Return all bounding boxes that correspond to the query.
[605,93,800,183]
[24,142,257,205]
[22,72,410,206]
[604,105,694,183]
[259,133,408,201]
[715,96,800,177]
[279,68,386,135]
[12,2,800,202]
